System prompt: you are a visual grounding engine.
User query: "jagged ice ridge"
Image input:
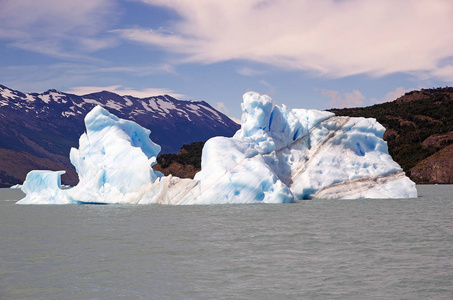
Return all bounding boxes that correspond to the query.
[17,92,417,204]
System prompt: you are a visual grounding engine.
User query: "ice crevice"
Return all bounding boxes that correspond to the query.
[284,116,352,186]
[17,92,418,205]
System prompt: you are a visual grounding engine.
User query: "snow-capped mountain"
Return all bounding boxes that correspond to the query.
[0,84,239,187]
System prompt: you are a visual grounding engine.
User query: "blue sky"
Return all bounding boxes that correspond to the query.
[1,0,453,122]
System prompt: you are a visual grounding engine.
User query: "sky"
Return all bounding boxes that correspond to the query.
[1,0,453,122]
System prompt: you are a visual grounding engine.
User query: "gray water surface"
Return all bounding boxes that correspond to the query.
[1,185,452,299]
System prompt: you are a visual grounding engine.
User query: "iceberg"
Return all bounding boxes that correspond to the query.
[17,92,417,205]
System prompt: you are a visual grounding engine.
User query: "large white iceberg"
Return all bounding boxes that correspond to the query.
[17,92,417,204]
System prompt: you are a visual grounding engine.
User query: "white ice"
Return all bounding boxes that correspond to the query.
[17,92,417,205]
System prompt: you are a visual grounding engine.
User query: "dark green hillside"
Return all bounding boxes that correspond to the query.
[330,87,453,183]
[154,142,205,178]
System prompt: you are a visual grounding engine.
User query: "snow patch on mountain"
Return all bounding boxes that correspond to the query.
[0,86,17,100]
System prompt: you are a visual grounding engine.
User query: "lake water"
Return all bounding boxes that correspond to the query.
[0,185,452,300]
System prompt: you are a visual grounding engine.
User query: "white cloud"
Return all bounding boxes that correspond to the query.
[66,85,186,99]
[117,0,453,80]
[322,86,421,108]
[9,40,107,63]
[371,87,412,104]
[429,65,453,83]
[259,80,275,95]
[0,0,118,58]
[321,89,365,108]
[95,64,177,75]
[1,62,178,94]
[215,102,229,114]
[0,0,115,34]
[216,102,241,124]
[230,116,241,124]
[237,67,266,76]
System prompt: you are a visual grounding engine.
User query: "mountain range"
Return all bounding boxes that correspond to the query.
[0,84,239,187]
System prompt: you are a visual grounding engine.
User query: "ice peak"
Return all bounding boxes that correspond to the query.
[239,92,273,135]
